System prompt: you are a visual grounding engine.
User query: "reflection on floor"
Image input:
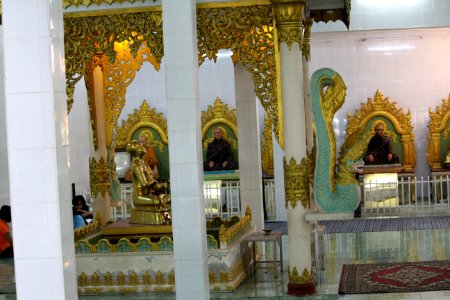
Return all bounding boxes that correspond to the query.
[3,228,450,299]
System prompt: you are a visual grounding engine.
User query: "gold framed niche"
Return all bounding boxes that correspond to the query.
[345,90,416,172]
[427,94,450,170]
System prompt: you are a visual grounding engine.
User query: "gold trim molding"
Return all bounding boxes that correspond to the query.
[63,0,150,8]
[346,90,416,171]
[427,94,450,169]
[271,0,305,50]
[284,156,309,209]
[288,266,314,284]
[89,157,111,198]
[116,100,168,149]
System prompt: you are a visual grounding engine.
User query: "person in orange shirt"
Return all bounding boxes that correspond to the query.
[0,205,13,258]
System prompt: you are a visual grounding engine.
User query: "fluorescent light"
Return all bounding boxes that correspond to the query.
[368,45,415,52]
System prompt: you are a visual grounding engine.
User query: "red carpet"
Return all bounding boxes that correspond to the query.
[339,260,450,294]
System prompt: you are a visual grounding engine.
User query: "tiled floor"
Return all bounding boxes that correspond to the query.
[3,228,450,299]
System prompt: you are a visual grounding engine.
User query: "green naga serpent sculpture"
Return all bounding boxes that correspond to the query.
[311,68,365,212]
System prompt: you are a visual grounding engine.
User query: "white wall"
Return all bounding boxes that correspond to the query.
[0,28,10,206]
[313,0,450,33]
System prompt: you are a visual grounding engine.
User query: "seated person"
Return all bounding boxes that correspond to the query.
[127,140,171,225]
[203,127,238,171]
[72,195,93,228]
[0,205,13,258]
[364,123,399,165]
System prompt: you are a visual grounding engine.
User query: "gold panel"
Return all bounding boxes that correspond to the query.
[288,266,314,284]
[345,90,416,171]
[89,157,110,198]
[284,156,310,209]
[261,115,274,175]
[116,100,168,149]
[427,94,450,169]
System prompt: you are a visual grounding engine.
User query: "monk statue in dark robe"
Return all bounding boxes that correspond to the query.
[364,122,399,165]
[203,127,238,171]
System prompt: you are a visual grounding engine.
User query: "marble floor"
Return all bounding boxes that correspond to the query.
[2,228,450,299]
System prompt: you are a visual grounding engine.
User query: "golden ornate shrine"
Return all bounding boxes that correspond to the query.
[427,94,450,170]
[344,90,416,172]
[64,4,282,146]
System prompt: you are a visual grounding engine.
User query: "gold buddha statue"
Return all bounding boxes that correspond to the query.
[126,140,171,225]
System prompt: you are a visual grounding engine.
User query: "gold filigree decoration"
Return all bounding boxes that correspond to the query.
[427,95,450,169]
[64,11,163,112]
[302,18,313,61]
[89,157,111,198]
[346,90,416,171]
[284,157,309,209]
[261,114,274,175]
[63,0,152,8]
[197,6,281,142]
[288,267,314,284]
[271,0,305,50]
[116,100,168,149]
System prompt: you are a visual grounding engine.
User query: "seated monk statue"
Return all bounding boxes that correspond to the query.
[126,140,171,225]
[364,122,399,165]
[203,127,238,171]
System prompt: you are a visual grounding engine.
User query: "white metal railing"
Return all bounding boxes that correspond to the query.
[361,175,450,216]
[204,180,241,218]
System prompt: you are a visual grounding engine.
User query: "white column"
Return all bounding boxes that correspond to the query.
[235,63,264,230]
[272,0,315,295]
[162,1,209,299]
[3,1,77,300]
[0,29,10,206]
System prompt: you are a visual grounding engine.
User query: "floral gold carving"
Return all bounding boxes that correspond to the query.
[271,0,305,50]
[288,266,314,284]
[89,157,111,199]
[197,6,281,143]
[346,90,416,171]
[116,100,168,149]
[64,12,163,112]
[284,157,310,209]
[427,94,450,169]
[63,0,153,8]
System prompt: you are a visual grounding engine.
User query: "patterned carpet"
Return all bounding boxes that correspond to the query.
[320,216,450,234]
[264,215,450,235]
[339,260,450,294]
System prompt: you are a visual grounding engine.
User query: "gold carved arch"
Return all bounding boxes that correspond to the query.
[115,100,168,150]
[346,90,416,171]
[261,114,274,175]
[427,94,450,169]
[64,4,281,146]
